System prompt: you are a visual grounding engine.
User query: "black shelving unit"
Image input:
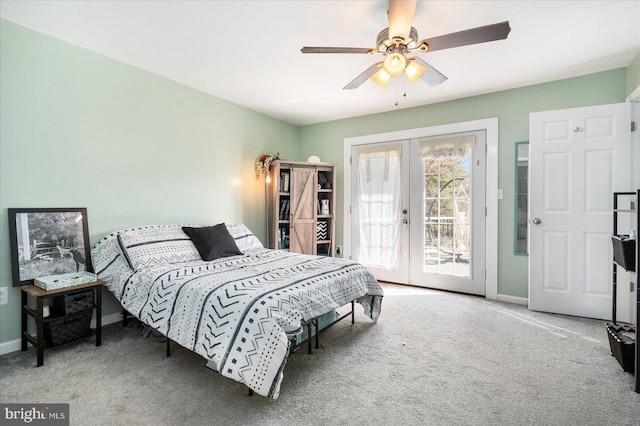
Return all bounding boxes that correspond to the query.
[609,191,638,393]
[21,281,104,366]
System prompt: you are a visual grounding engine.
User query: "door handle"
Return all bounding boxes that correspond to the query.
[532,218,542,225]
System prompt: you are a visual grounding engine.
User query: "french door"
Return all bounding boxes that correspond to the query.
[350,131,486,295]
[350,141,410,283]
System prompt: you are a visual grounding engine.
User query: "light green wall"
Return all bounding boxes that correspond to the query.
[0,16,634,349]
[298,68,628,299]
[0,19,298,347]
[627,51,640,96]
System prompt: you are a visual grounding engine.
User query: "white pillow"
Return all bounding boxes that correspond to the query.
[226,224,264,252]
[117,225,202,270]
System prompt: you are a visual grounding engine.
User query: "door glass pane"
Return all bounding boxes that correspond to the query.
[423,149,472,277]
[514,141,529,255]
[356,146,402,269]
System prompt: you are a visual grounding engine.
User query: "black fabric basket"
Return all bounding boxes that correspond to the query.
[44,310,92,346]
[52,290,94,316]
[605,322,636,373]
[611,235,636,272]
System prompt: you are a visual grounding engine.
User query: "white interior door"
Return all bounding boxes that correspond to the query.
[529,102,631,319]
[350,131,486,295]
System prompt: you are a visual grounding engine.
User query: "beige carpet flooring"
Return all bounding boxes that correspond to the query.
[1,283,639,425]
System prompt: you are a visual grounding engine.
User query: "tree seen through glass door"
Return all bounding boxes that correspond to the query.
[423,150,471,277]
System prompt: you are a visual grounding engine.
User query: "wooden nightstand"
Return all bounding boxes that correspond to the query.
[21,280,104,366]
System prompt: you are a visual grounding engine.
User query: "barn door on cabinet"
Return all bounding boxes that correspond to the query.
[289,166,317,255]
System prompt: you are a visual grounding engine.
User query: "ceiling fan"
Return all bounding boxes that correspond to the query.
[301,0,511,90]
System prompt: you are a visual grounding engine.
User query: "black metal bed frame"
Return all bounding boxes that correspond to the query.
[121,300,357,396]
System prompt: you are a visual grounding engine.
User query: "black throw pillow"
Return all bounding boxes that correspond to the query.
[182,224,243,261]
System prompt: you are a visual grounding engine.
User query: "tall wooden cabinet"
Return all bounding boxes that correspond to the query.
[267,160,336,257]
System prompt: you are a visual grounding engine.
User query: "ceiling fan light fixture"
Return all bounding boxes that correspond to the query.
[405,27,419,50]
[383,52,407,76]
[377,27,419,52]
[376,28,392,52]
[371,68,391,88]
[415,42,429,52]
[405,59,426,84]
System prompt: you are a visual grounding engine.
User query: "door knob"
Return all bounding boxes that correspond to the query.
[532,218,542,225]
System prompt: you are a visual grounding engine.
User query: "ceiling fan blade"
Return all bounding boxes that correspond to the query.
[343,62,382,90]
[388,0,417,41]
[419,21,511,52]
[412,57,448,87]
[301,47,375,54]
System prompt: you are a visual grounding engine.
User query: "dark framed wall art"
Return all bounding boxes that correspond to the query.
[8,208,93,287]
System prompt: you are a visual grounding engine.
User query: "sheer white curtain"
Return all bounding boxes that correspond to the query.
[356,144,402,269]
[417,135,475,159]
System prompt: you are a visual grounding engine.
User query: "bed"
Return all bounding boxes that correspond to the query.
[91,223,383,398]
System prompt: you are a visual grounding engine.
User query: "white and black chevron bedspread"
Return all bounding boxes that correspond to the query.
[92,225,383,398]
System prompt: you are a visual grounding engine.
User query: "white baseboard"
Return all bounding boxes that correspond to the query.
[0,311,122,355]
[0,339,21,356]
[497,294,529,306]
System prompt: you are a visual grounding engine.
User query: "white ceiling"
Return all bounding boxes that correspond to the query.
[1,1,639,126]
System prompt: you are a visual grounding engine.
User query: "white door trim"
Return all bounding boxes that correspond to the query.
[343,118,499,300]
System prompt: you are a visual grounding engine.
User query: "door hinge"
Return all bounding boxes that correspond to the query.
[349,206,352,214]
[485,207,487,217]
[350,156,352,165]
[632,121,636,132]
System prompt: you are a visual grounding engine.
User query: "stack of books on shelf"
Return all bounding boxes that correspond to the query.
[277,227,289,249]
[279,199,290,220]
[279,172,290,192]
